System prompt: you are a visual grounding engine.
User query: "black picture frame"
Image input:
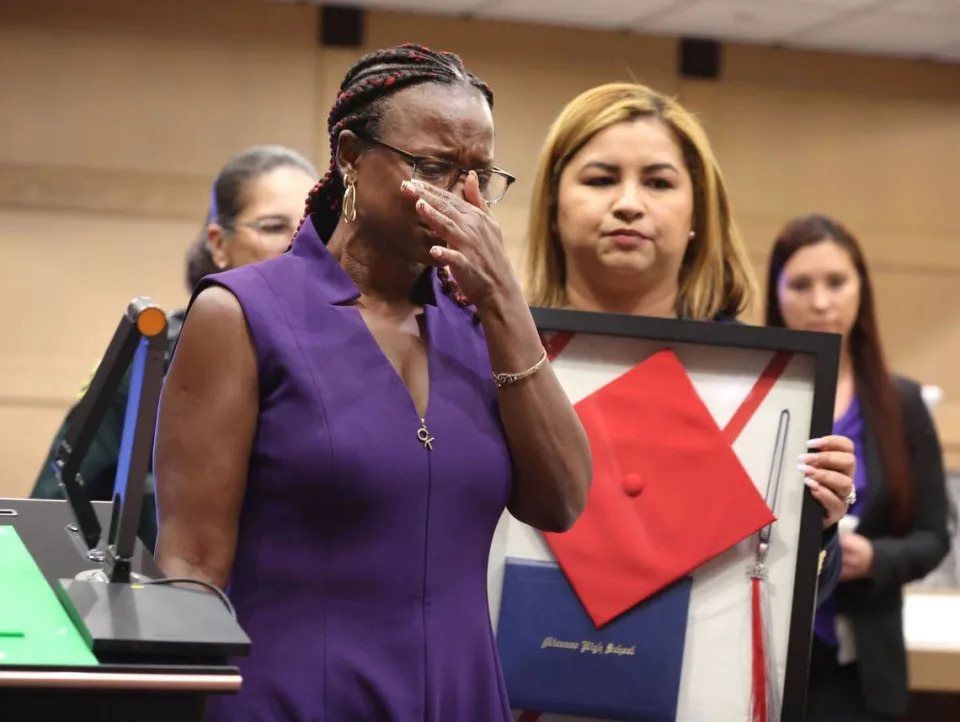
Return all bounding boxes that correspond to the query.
[529,306,841,722]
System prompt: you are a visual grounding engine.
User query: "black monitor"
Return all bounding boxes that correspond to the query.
[49,300,252,659]
[52,297,167,584]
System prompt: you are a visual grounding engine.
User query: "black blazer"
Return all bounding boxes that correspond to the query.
[831,376,950,716]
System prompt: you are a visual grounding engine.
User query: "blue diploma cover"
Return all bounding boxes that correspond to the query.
[496,558,692,721]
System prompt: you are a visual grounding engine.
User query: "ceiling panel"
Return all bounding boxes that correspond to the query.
[315,0,483,12]
[888,0,960,19]
[796,8,960,57]
[479,0,681,30]
[278,0,960,63]
[637,0,860,42]
[939,39,960,60]
[792,0,890,5]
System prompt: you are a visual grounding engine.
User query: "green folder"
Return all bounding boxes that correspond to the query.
[0,526,98,667]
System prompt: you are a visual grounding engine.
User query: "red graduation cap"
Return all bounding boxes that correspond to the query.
[543,349,776,628]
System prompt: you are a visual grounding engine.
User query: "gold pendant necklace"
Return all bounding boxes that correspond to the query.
[417,417,434,450]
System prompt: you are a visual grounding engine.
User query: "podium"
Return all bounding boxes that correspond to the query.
[0,497,242,722]
[1,296,248,722]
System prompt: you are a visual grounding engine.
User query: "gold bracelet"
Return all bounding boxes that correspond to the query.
[492,349,548,389]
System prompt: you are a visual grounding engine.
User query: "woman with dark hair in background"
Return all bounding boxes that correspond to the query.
[766,213,949,721]
[30,145,316,550]
[184,233,220,292]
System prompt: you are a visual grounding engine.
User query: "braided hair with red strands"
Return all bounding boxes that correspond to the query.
[298,44,494,308]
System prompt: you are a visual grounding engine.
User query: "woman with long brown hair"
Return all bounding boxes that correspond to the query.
[766,213,949,721]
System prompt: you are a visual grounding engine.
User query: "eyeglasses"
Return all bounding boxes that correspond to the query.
[363,136,516,205]
[236,217,297,237]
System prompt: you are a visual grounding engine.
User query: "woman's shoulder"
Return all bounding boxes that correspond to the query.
[191,253,307,324]
[890,374,930,421]
[891,374,923,398]
[209,251,299,290]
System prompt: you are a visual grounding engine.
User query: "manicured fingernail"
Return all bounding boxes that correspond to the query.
[429,246,443,257]
[799,453,816,463]
[416,199,426,211]
[401,180,414,192]
[807,437,826,448]
[804,478,820,489]
[798,464,815,475]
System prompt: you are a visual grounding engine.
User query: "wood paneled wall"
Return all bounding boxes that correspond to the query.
[1,0,958,498]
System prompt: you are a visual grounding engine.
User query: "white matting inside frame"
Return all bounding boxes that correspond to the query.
[487,333,819,722]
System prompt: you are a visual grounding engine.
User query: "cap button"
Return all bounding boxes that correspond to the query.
[622,472,645,497]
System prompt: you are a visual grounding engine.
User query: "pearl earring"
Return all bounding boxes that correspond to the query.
[688,230,696,240]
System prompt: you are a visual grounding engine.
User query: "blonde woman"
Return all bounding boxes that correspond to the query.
[525,82,853,599]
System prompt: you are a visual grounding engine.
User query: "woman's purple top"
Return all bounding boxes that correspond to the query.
[200,217,514,721]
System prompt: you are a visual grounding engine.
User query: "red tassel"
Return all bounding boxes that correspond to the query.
[751,575,767,722]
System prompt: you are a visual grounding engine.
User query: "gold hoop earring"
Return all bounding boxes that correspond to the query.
[343,177,357,223]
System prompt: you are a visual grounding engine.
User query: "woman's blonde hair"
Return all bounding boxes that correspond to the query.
[525,82,755,320]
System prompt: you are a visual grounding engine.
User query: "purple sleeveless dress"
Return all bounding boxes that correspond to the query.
[199,218,514,721]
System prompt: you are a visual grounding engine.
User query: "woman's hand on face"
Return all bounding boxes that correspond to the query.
[400,173,519,311]
[799,434,857,530]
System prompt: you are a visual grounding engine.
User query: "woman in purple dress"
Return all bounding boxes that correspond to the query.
[153,45,592,721]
